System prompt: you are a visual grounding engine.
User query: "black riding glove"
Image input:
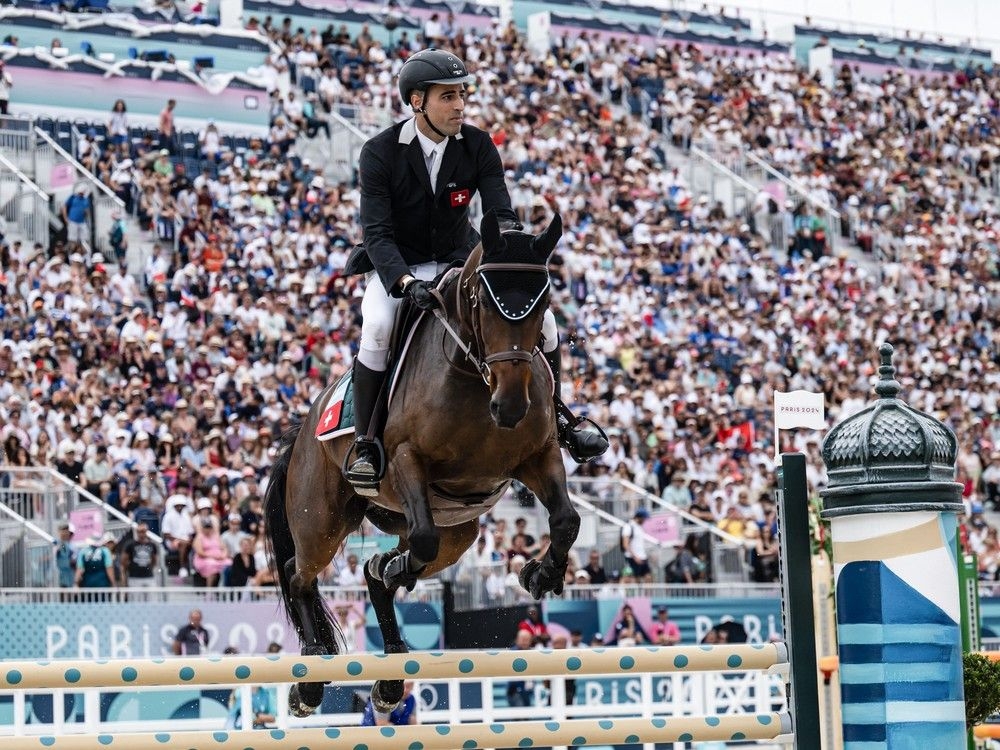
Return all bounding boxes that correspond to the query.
[404,279,439,311]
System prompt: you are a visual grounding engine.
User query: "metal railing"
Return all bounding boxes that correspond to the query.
[325,109,370,184]
[0,151,51,249]
[33,127,126,255]
[687,144,760,232]
[691,139,843,253]
[0,467,167,587]
[0,503,56,588]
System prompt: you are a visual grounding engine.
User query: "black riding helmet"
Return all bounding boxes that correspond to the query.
[397,48,475,107]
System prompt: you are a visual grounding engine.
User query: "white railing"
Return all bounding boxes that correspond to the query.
[33,127,125,254]
[0,583,444,606]
[0,151,51,249]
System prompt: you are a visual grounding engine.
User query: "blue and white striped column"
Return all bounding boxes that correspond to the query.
[830,511,965,748]
[821,344,966,749]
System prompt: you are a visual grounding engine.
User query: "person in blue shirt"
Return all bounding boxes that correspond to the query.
[54,522,77,592]
[63,185,91,251]
[361,680,418,726]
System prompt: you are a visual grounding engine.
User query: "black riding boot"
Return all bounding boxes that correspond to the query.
[543,349,609,462]
[347,360,388,491]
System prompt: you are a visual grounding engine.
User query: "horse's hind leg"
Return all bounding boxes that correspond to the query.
[286,491,368,716]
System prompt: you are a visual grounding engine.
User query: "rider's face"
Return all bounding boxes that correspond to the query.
[416,84,466,139]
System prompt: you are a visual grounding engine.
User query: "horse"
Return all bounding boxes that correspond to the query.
[265,210,580,718]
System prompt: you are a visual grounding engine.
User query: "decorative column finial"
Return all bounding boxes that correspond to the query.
[874,342,901,400]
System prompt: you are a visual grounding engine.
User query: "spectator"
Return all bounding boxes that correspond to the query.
[516,605,549,645]
[752,524,780,583]
[82,445,113,496]
[333,604,364,653]
[158,98,176,153]
[337,553,365,587]
[173,608,210,655]
[192,511,230,586]
[161,494,194,577]
[54,522,77,592]
[228,535,257,588]
[581,549,608,584]
[75,533,116,591]
[108,99,128,146]
[220,513,247,557]
[506,629,534,707]
[63,186,91,251]
[0,59,11,115]
[620,508,652,583]
[119,522,159,594]
[650,606,682,645]
[611,603,650,646]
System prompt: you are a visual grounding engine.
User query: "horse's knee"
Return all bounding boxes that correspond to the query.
[408,528,440,567]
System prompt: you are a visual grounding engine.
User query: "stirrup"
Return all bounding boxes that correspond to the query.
[554,398,609,464]
[343,438,385,497]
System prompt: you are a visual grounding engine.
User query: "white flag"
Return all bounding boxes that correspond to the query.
[774,390,826,430]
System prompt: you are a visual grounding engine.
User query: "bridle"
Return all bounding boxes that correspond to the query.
[430,262,545,387]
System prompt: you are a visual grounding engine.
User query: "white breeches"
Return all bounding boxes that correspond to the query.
[358,261,559,371]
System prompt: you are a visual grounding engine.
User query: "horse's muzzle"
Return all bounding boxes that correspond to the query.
[490,397,529,430]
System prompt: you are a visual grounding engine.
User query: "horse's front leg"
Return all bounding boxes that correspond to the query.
[515,447,580,599]
[382,442,439,591]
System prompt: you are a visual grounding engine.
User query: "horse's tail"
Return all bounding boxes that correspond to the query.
[264,423,303,635]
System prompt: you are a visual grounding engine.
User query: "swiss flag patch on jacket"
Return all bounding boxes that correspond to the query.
[449,189,470,208]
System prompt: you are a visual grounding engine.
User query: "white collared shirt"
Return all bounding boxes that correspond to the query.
[414,124,449,192]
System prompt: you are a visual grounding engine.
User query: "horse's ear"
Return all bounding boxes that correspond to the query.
[532,213,562,260]
[480,209,502,254]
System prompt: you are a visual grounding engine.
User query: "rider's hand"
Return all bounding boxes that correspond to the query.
[403,279,439,311]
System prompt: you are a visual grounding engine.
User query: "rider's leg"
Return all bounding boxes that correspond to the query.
[541,313,609,462]
[349,274,399,483]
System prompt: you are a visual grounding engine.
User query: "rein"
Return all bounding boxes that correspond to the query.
[429,262,542,386]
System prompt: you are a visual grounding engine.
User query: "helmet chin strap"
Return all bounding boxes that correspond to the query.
[416,104,449,140]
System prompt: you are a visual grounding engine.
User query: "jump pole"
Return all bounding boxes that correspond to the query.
[0,714,792,750]
[0,643,788,690]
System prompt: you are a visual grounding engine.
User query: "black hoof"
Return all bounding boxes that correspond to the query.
[518,557,565,599]
[372,679,403,713]
[289,683,323,717]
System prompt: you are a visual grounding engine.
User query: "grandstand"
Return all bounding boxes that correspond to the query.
[0,0,999,739]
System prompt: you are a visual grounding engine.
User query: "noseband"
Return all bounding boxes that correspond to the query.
[431,262,545,386]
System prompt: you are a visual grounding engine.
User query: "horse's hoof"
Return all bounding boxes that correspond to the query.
[372,679,403,713]
[289,683,323,717]
[518,557,564,599]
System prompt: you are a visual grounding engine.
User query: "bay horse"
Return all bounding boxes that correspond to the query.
[265,211,580,717]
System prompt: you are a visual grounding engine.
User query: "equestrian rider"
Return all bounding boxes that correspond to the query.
[344,48,608,493]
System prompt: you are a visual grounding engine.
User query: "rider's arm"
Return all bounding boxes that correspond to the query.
[358,143,411,296]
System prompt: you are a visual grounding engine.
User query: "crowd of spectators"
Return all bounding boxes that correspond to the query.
[1,11,999,595]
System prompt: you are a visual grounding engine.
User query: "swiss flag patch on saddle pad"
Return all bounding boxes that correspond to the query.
[315,373,354,441]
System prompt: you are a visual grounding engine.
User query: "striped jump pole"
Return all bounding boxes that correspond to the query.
[0,643,788,690]
[0,714,792,750]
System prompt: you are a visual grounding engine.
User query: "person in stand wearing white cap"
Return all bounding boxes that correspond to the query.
[161,494,194,578]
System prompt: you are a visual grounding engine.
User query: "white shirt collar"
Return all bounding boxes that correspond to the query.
[415,124,449,160]
[398,116,463,145]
